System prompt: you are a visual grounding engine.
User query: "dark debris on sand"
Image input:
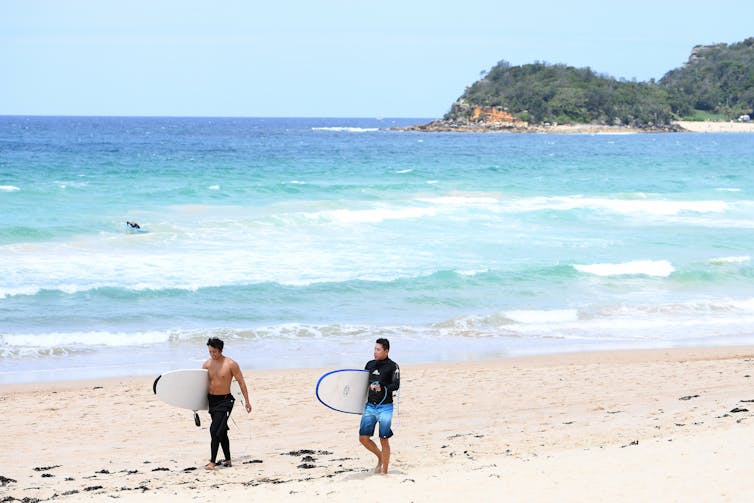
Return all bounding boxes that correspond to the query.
[0,475,17,486]
[117,484,150,493]
[447,433,485,439]
[32,466,60,472]
[283,449,333,456]
[679,395,700,401]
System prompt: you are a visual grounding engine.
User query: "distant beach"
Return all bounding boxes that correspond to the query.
[540,121,754,134]
[4,346,754,501]
[674,120,754,133]
[401,119,754,134]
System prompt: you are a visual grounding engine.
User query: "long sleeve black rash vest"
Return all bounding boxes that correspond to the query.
[365,357,400,405]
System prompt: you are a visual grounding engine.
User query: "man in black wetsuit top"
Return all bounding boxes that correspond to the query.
[358,338,400,475]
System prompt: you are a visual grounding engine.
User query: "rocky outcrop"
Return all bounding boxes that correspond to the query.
[400,122,686,134]
[402,104,529,132]
[399,104,686,133]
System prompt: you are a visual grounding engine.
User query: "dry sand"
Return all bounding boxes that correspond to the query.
[674,121,754,133]
[540,121,754,134]
[4,346,754,501]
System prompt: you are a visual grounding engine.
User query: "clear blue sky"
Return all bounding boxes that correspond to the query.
[2,0,752,118]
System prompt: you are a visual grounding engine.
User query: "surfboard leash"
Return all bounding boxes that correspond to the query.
[394,390,400,428]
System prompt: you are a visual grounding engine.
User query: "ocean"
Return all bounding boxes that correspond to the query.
[2,116,754,383]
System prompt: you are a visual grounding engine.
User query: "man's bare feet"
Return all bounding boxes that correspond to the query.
[374,462,382,474]
[204,462,216,471]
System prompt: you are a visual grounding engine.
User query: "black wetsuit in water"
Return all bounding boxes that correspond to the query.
[208,393,235,464]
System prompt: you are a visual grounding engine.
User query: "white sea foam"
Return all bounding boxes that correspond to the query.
[0,234,414,293]
[708,255,750,264]
[0,185,20,192]
[728,298,754,311]
[464,299,754,345]
[308,206,437,224]
[504,309,579,324]
[208,185,220,190]
[457,268,490,276]
[417,194,500,206]
[54,179,89,189]
[2,330,176,350]
[574,260,675,277]
[409,193,732,219]
[0,286,42,299]
[514,196,730,216]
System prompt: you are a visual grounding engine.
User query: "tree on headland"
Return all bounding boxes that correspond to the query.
[444,37,754,127]
[660,37,754,119]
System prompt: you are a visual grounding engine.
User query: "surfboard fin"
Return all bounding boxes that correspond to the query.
[194,412,201,427]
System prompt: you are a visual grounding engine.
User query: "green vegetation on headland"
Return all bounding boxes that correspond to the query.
[409,37,754,132]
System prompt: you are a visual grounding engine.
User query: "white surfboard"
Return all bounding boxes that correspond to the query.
[315,369,369,414]
[153,369,245,411]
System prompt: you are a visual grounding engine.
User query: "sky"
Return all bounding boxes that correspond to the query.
[1,0,752,118]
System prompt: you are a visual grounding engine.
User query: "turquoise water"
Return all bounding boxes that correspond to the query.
[2,116,754,382]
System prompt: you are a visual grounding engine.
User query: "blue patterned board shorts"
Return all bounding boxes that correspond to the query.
[359,403,394,438]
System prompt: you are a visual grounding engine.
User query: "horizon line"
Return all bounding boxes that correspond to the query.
[0,113,438,120]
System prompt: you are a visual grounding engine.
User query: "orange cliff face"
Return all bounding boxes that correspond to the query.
[399,103,531,132]
[470,106,527,127]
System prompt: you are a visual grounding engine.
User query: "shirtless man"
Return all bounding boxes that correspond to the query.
[202,337,252,470]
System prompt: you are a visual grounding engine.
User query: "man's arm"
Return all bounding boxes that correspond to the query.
[385,363,400,393]
[231,360,253,413]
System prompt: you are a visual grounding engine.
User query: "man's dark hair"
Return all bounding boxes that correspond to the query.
[207,337,224,351]
[376,338,390,351]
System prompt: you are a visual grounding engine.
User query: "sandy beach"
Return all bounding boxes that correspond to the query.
[512,121,754,134]
[542,120,754,134]
[4,346,754,501]
[674,120,754,133]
